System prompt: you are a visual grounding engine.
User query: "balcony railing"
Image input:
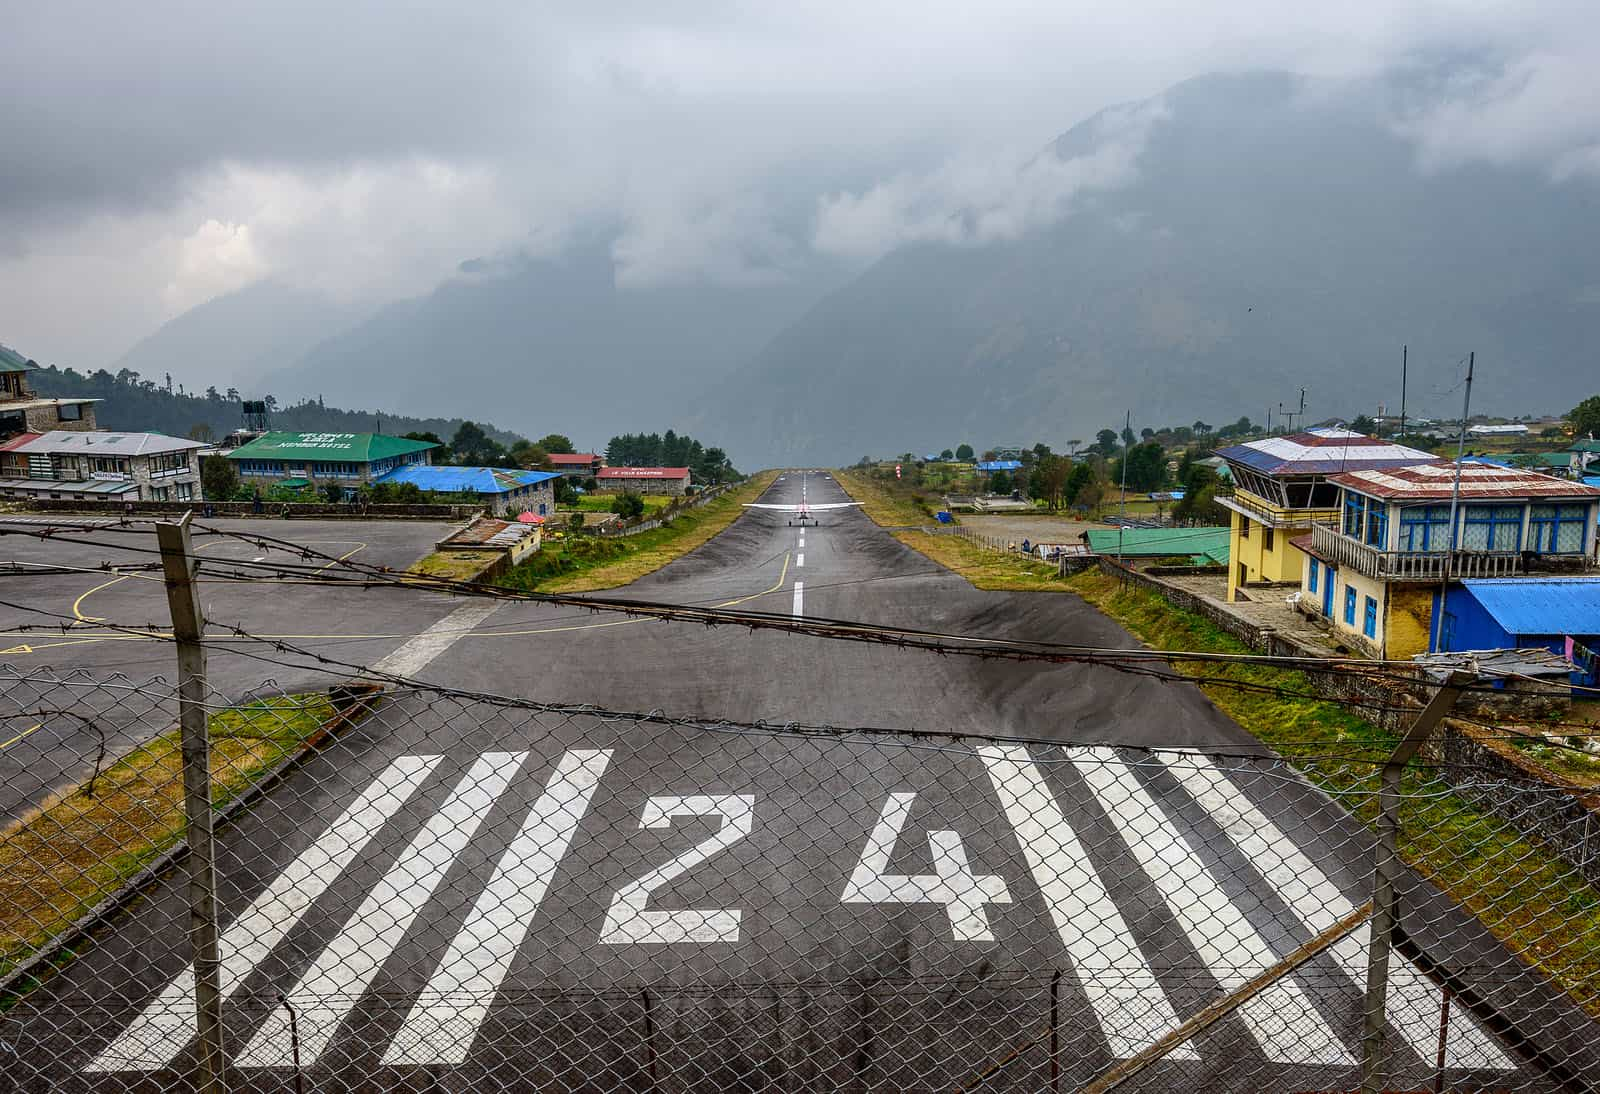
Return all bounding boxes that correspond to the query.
[1310,523,1525,580]
[1217,493,1339,530]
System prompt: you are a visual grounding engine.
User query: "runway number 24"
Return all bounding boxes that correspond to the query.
[597,792,1012,944]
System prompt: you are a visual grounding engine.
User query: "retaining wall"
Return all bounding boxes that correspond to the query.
[3,498,480,521]
[1096,556,1599,890]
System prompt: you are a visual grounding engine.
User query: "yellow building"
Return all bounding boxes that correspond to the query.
[1216,429,1435,603]
[1297,462,1600,658]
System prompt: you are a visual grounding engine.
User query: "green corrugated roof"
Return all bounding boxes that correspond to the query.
[1510,451,1574,468]
[224,431,438,462]
[1084,526,1232,564]
[0,344,38,373]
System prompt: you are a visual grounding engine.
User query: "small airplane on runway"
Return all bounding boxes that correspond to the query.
[742,500,862,526]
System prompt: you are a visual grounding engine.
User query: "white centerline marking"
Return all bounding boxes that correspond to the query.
[385,749,612,1064]
[796,553,804,568]
[792,581,804,616]
[370,598,501,679]
[237,752,526,1067]
[979,745,1195,1060]
[88,755,445,1072]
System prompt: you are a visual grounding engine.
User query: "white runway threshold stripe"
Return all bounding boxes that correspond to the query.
[979,745,1197,1060]
[1155,752,1513,1070]
[236,751,528,1067]
[87,754,446,1072]
[1072,748,1351,1064]
[792,580,804,616]
[383,749,613,1065]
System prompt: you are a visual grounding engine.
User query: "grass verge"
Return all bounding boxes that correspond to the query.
[496,473,778,593]
[834,469,943,527]
[0,694,337,984]
[407,549,503,583]
[895,530,1069,592]
[1066,567,1600,1019]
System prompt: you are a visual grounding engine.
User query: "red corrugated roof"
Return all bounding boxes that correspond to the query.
[548,453,601,464]
[1331,461,1600,500]
[0,432,42,453]
[597,466,690,478]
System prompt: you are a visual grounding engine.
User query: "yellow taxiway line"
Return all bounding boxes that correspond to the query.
[4,551,790,656]
[0,722,44,751]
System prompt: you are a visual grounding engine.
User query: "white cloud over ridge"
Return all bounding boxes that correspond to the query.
[812,101,1170,261]
[3,1,1600,366]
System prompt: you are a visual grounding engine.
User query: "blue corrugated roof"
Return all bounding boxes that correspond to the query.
[1459,578,1600,636]
[977,460,1022,471]
[373,465,561,494]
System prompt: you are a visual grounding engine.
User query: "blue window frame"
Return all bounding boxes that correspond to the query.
[1364,503,1388,548]
[1398,505,1451,552]
[1343,586,1357,625]
[1528,504,1588,553]
[1342,493,1365,538]
[1308,561,1319,594]
[1461,505,1523,551]
[1363,595,1378,638]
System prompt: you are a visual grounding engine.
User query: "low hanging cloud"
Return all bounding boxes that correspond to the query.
[811,101,1169,261]
[6,1,1600,368]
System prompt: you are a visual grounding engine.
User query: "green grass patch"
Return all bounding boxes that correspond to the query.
[834,469,945,526]
[1066,568,1600,1018]
[1,694,338,985]
[572,493,672,517]
[496,473,777,593]
[895,530,1069,592]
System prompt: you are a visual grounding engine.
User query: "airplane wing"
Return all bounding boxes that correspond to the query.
[741,502,863,511]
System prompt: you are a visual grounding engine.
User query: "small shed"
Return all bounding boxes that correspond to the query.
[1434,578,1600,689]
[1083,526,1231,565]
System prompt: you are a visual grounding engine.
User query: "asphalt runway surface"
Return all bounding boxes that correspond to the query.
[5,475,1597,1090]
[0,516,458,815]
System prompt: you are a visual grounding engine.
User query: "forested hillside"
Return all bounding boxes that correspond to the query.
[27,366,523,444]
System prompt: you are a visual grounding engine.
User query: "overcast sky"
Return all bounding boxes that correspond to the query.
[3,0,1598,367]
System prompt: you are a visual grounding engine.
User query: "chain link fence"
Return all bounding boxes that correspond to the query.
[3,660,1598,1092]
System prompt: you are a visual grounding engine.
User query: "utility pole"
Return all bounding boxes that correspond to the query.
[1297,387,1306,433]
[1117,410,1131,562]
[1397,346,1408,441]
[1430,353,1474,654]
[1360,673,1470,1092]
[156,513,225,1094]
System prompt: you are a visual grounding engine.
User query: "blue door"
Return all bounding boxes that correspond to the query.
[1322,564,1336,617]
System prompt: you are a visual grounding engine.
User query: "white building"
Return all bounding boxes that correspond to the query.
[0,431,208,503]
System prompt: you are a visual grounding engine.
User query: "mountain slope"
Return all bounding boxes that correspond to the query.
[110,281,366,394]
[711,72,1600,466]
[265,241,846,448]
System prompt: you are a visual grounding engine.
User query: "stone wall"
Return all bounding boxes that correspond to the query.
[4,498,480,520]
[1423,723,1600,890]
[1097,555,1598,891]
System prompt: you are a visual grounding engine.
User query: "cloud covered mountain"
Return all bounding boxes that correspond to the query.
[707,71,1600,465]
[117,70,1600,467]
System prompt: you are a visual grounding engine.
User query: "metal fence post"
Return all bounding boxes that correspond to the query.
[1360,673,1468,1094]
[157,512,226,1094]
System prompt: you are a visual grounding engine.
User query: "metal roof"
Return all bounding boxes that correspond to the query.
[225,431,438,462]
[374,464,561,494]
[1458,578,1600,636]
[976,460,1023,471]
[1330,461,1600,501]
[0,432,42,453]
[1083,526,1231,564]
[597,466,690,479]
[14,430,206,457]
[0,477,138,495]
[547,453,601,464]
[1216,428,1436,476]
[0,345,37,373]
